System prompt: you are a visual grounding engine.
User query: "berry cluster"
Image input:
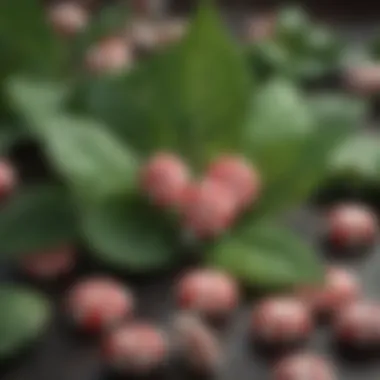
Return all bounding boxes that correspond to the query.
[140,152,261,239]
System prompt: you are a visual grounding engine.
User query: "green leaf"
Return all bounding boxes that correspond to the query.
[252,93,359,216]
[0,123,26,153]
[244,78,314,185]
[6,76,68,136]
[280,94,360,200]
[0,0,67,77]
[6,76,138,200]
[69,1,250,170]
[248,41,291,81]
[0,185,77,258]
[176,0,251,168]
[81,196,180,272]
[0,89,27,152]
[41,115,139,201]
[71,50,186,156]
[0,285,51,359]
[370,36,380,59]
[207,222,324,289]
[275,6,310,51]
[329,132,380,183]
[248,7,342,83]
[306,26,340,62]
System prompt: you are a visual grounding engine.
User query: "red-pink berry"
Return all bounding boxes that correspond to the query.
[180,179,238,239]
[273,353,336,380]
[0,160,17,199]
[299,267,360,316]
[128,18,187,53]
[65,277,134,333]
[333,301,380,347]
[172,313,221,373]
[345,65,380,95]
[85,37,133,74]
[130,0,154,15]
[251,297,313,345]
[128,18,160,52]
[327,203,378,249]
[157,18,188,46]
[176,269,239,320]
[140,153,190,208]
[246,14,276,43]
[47,2,88,37]
[19,245,76,280]
[206,155,261,211]
[102,322,168,374]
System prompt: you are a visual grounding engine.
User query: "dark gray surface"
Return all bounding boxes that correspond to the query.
[2,207,380,380]
[2,9,380,380]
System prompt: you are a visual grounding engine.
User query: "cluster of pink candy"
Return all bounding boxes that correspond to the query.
[140,153,261,239]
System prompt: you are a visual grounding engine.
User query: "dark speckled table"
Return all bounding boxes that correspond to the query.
[3,207,380,380]
[2,3,380,380]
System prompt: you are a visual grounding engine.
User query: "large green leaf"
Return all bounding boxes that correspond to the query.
[207,221,324,289]
[250,93,359,216]
[244,78,314,185]
[41,115,139,201]
[0,0,67,77]
[0,83,29,149]
[69,1,250,170]
[81,196,180,272]
[7,76,138,200]
[176,0,251,168]
[329,132,380,184]
[0,285,51,359]
[247,41,291,81]
[279,94,361,202]
[0,185,77,258]
[275,6,310,50]
[0,123,26,154]
[6,76,68,136]
[69,50,184,156]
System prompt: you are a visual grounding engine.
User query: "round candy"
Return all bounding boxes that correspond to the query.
[245,13,276,43]
[129,18,187,54]
[333,301,380,348]
[180,179,238,239]
[345,65,380,95]
[65,277,134,333]
[19,246,76,280]
[206,155,261,211]
[140,152,190,208]
[327,203,378,249]
[273,353,336,380]
[128,18,161,53]
[0,160,17,199]
[299,267,360,316]
[176,269,239,320]
[251,297,313,346]
[85,37,134,74]
[47,2,88,37]
[172,313,221,373]
[102,322,168,374]
[156,18,188,47]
